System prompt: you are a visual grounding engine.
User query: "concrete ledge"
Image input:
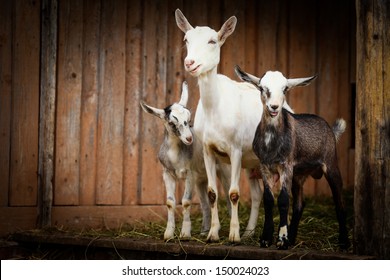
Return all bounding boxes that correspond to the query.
[9,231,375,260]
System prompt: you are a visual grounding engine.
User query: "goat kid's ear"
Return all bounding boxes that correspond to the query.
[287,75,317,90]
[234,65,261,89]
[218,16,237,45]
[175,9,194,33]
[178,81,189,107]
[140,101,165,119]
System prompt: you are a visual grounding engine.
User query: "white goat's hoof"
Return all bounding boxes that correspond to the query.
[164,228,175,241]
[206,230,220,242]
[229,231,241,243]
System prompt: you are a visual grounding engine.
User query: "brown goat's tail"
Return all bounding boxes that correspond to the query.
[332,118,346,142]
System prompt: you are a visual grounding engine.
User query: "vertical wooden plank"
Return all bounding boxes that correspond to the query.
[335,0,353,191]
[55,0,83,205]
[38,0,57,227]
[244,0,257,74]
[123,0,143,205]
[287,0,317,196]
[220,1,245,78]
[315,0,342,196]
[139,0,166,205]
[9,0,40,206]
[0,0,12,206]
[355,0,390,259]
[96,0,127,205]
[79,0,100,205]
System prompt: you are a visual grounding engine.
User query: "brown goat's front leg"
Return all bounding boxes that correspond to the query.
[276,166,293,250]
[277,185,290,249]
[260,184,274,248]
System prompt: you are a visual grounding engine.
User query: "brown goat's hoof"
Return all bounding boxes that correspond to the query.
[276,237,289,250]
[260,239,272,248]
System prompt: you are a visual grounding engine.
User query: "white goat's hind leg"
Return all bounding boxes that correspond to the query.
[204,146,220,242]
[195,179,211,235]
[228,149,242,243]
[180,174,193,239]
[242,171,263,239]
[163,170,176,241]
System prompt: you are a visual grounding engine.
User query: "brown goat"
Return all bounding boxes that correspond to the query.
[235,65,350,250]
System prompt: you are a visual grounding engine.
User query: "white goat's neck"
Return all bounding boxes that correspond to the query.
[197,67,219,111]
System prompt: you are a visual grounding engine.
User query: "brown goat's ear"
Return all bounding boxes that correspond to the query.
[175,9,194,33]
[287,75,317,90]
[218,16,237,45]
[140,101,165,119]
[234,65,261,89]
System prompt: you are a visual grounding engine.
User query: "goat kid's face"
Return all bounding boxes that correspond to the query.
[175,9,237,77]
[235,66,317,119]
[140,82,193,145]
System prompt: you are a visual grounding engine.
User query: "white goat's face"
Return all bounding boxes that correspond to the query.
[259,71,288,118]
[183,27,221,76]
[175,9,237,77]
[140,81,193,145]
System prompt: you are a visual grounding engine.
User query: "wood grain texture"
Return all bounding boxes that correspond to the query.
[9,0,40,206]
[355,0,390,259]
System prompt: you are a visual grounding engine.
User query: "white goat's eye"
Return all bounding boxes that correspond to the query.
[208,39,217,45]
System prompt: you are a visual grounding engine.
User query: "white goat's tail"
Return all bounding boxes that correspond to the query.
[332,118,346,143]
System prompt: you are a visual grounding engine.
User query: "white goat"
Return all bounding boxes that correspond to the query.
[175,9,293,242]
[235,66,349,249]
[140,82,230,240]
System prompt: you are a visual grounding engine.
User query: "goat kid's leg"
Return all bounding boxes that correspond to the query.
[242,169,263,239]
[325,165,350,249]
[180,174,193,239]
[204,146,220,242]
[288,176,306,245]
[163,170,177,241]
[227,149,243,243]
[260,182,274,247]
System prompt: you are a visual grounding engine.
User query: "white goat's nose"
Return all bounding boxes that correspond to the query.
[185,59,195,68]
[271,105,279,110]
[186,136,193,143]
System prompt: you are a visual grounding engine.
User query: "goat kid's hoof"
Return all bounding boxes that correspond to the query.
[179,232,191,240]
[260,239,272,248]
[276,237,290,250]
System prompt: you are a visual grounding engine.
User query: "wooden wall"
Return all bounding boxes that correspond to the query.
[0,0,356,234]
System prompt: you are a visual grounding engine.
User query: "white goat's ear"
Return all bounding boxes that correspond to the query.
[287,75,317,90]
[140,101,165,119]
[175,9,193,33]
[234,65,261,89]
[218,16,237,45]
[178,81,189,107]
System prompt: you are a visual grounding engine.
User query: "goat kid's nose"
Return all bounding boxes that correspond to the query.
[185,59,195,68]
[271,105,279,110]
[186,136,193,143]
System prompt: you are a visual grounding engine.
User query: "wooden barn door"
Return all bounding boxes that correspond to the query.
[0,0,41,233]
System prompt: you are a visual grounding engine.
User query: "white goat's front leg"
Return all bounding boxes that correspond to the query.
[204,145,220,242]
[242,170,263,239]
[180,173,193,239]
[163,169,176,241]
[229,149,242,243]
